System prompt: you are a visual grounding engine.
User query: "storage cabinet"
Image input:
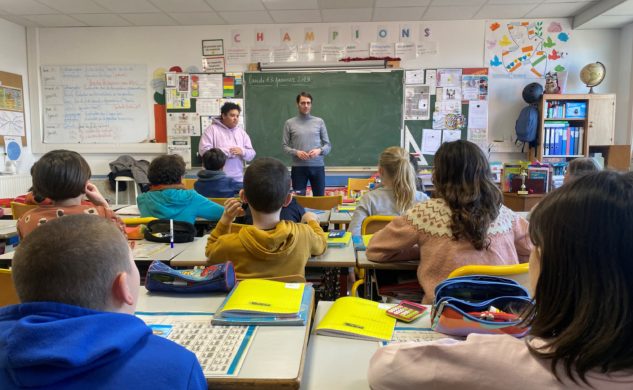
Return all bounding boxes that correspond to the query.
[529,93,616,162]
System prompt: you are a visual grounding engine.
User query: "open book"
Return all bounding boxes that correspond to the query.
[315,296,396,341]
[212,279,312,326]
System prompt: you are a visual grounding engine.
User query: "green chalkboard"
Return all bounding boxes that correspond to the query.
[244,71,404,166]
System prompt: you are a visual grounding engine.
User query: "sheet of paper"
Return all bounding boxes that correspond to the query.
[0,110,25,136]
[168,137,192,169]
[369,42,394,57]
[138,314,256,377]
[425,69,437,92]
[442,87,461,101]
[167,112,201,137]
[197,99,220,116]
[405,69,424,84]
[197,74,223,99]
[437,68,462,87]
[395,42,416,60]
[404,85,430,120]
[416,41,438,56]
[422,129,442,155]
[468,101,488,129]
[382,328,459,345]
[442,129,462,143]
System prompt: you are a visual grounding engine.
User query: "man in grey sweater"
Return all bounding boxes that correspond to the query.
[282,92,331,196]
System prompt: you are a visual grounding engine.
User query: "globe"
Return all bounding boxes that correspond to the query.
[580,62,606,93]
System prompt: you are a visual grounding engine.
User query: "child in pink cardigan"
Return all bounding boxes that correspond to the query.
[369,171,633,389]
[366,140,532,303]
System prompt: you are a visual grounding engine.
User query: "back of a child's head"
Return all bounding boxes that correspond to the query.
[148,154,186,185]
[202,148,226,171]
[379,146,417,213]
[243,157,290,213]
[565,157,601,183]
[31,150,91,201]
[12,214,130,311]
[527,170,633,382]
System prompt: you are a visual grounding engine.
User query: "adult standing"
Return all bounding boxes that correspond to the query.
[282,92,331,196]
[198,102,255,183]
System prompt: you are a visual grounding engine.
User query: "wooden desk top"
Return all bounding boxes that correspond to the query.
[170,234,357,268]
[302,301,431,389]
[0,219,17,240]
[329,210,352,225]
[137,288,312,389]
[356,250,418,270]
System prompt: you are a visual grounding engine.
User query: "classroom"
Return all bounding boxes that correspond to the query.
[1,1,633,389]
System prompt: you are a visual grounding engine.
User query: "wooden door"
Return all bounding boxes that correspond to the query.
[587,95,616,145]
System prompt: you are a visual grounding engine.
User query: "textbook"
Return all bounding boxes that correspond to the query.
[212,279,312,326]
[315,296,396,341]
[337,204,357,212]
[325,231,352,247]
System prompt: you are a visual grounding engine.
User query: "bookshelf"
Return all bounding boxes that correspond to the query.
[529,94,616,162]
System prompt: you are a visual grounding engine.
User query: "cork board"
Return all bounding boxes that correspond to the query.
[0,70,26,147]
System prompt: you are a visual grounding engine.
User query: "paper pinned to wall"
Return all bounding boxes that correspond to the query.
[422,129,442,155]
[404,85,430,120]
[196,74,223,99]
[197,99,220,116]
[0,110,25,136]
[468,101,488,129]
[405,69,424,84]
[167,112,200,137]
[442,129,461,143]
[168,137,192,169]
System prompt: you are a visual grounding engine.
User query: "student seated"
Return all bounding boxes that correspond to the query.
[349,146,429,236]
[237,197,306,225]
[369,171,633,389]
[564,156,601,184]
[194,148,243,198]
[366,140,532,303]
[205,157,327,280]
[137,154,223,224]
[17,150,125,239]
[0,215,206,389]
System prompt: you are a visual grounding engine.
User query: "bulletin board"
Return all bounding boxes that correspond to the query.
[0,70,27,147]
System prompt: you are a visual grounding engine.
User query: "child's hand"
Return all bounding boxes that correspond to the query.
[302,211,319,224]
[220,198,245,225]
[84,182,108,207]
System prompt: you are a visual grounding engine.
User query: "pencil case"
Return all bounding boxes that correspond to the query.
[431,275,533,338]
[145,260,236,293]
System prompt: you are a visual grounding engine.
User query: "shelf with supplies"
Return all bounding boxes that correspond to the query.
[529,93,616,162]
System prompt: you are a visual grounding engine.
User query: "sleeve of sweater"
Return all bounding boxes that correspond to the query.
[241,129,256,162]
[513,215,533,263]
[103,207,127,236]
[282,120,297,156]
[349,195,371,236]
[306,220,327,256]
[319,119,331,156]
[365,215,420,262]
[194,193,224,221]
[205,220,231,260]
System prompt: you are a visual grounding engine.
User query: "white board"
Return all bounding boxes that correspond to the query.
[41,65,148,144]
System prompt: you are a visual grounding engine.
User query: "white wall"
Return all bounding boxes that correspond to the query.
[616,22,633,146]
[24,19,628,173]
[0,18,35,173]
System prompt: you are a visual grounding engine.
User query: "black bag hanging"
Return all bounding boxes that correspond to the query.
[144,219,195,243]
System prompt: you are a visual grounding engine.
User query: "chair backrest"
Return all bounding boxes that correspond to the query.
[208,197,230,206]
[447,263,530,290]
[182,178,196,190]
[361,215,395,235]
[11,202,37,220]
[294,195,342,210]
[0,269,19,307]
[347,178,373,198]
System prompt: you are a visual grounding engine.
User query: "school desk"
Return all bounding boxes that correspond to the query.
[170,234,357,268]
[136,288,312,389]
[356,250,419,300]
[302,300,433,389]
[0,220,17,240]
[329,209,352,229]
[303,208,331,226]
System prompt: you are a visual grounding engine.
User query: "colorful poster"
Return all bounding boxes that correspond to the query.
[0,86,23,111]
[485,20,571,78]
[461,68,489,101]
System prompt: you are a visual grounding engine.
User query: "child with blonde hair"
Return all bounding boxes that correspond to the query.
[349,146,428,236]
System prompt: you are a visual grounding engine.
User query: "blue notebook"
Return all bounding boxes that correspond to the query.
[212,283,313,326]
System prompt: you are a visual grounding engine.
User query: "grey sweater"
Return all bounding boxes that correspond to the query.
[282,114,331,167]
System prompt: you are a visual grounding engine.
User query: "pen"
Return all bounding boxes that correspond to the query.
[169,218,174,249]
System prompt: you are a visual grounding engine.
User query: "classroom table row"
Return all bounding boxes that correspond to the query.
[136,288,433,390]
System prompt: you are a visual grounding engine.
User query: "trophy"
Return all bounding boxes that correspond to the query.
[517,169,529,195]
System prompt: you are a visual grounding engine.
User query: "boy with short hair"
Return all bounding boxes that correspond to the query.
[0,214,206,389]
[194,148,243,198]
[205,157,327,280]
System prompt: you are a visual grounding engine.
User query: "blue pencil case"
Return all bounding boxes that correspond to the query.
[145,260,236,293]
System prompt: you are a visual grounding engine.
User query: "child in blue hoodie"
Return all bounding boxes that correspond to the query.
[137,154,223,224]
[194,148,243,198]
[0,214,206,389]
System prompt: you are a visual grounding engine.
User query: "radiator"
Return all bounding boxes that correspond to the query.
[0,174,32,198]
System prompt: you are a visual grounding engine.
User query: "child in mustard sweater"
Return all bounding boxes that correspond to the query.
[205,157,327,281]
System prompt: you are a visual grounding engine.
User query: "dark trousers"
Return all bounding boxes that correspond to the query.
[291,166,326,196]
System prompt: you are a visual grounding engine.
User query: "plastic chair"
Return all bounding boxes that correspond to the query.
[122,216,157,226]
[114,176,139,206]
[10,202,37,220]
[294,195,342,210]
[182,178,196,190]
[361,215,395,235]
[0,269,19,307]
[447,263,530,290]
[208,198,231,206]
[347,178,373,198]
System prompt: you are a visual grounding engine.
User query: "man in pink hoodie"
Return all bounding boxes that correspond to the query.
[198,102,256,183]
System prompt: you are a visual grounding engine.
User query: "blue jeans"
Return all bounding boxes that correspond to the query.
[291,166,325,196]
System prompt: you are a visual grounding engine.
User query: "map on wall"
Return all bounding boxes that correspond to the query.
[484,20,571,78]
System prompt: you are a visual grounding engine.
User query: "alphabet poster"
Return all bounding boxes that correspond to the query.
[484,19,571,78]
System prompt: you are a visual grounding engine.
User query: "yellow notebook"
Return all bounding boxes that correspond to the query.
[315,296,396,341]
[220,279,305,317]
[337,204,357,212]
[362,234,373,248]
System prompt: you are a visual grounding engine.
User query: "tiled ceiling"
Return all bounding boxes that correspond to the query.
[0,0,630,29]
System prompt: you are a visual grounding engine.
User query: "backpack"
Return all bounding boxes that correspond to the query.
[515,104,539,151]
[144,219,196,243]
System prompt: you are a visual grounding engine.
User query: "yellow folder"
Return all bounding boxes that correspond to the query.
[220,279,305,317]
[315,296,396,341]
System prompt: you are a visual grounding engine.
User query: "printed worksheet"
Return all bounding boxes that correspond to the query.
[382,328,461,345]
[138,314,256,376]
